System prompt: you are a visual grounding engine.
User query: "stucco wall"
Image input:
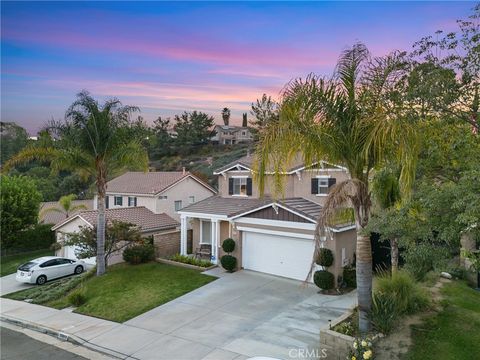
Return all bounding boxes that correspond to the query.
[322,228,357,286]
[292,169,350,205]
[158,176,216,221]
[96,194,157,213]
[218,171,295,199]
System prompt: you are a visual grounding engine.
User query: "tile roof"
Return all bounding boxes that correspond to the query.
[179,196,272,218]
[40,200,94,225]
[106,171,215,195]
[179,196,323,221]
[54,207,178,232]
[279,198,322,221]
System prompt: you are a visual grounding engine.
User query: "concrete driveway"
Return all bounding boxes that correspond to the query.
[120,269,356,360]
[0,274,34,296]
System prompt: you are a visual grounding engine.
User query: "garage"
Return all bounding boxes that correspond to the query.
[242,231,315,281]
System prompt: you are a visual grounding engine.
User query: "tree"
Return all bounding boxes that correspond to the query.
[40,194,88,219]
[174,111,215,154]
[371,168,402,272]
[0,122,29,165]
[249,94,279,139]
[5,90,148,276]
[242,113,248,127]
[221,107,231,126]
[411,4,479,132]
[62,221,143,266]
[0,176,42,250]
[254,44,418,332]
[150,116,174,158]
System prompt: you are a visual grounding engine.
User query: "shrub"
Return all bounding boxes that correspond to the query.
[123,243,154,265]
[68,288,87,307]
[170,254,213,268]
[375,270,429,315]
[313,270,334,290]
[403,243,450,281]
[343,266,356,288]
[220,254,237,272]
[370,292,400,334]
[333,320,355,336]
[6,224,56,254]
[222,238,235,253]
[316,248,334,267]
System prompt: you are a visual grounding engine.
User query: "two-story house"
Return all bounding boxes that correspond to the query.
[177,155,356,284]
[211,125,253,145]
[94,170,217,222]
[53,171,217,263]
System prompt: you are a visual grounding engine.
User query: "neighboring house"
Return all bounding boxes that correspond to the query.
[211,125,253,145]
[178,155,356,284]
[52,171,216,263]
[53,207,179,264]
[39,199,94,226]
[93,171,217,222]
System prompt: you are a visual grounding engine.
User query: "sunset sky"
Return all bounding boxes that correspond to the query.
[1,1,474,134]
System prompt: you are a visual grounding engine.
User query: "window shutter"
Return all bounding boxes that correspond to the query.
[228,178,234,195]
[105,196,109,209]
[328,177,336,188]
[311,178,319,194]
[246,178,253,196]
[134,197,137,207]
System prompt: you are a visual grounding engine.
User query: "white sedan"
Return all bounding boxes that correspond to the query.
[16,256,85,285]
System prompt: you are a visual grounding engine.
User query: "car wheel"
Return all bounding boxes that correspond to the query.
[74,265,84,275]
[36,275,47,285]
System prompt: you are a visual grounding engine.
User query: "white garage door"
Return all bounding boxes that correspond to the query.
[242,231,315,281]
[64,246,96,265]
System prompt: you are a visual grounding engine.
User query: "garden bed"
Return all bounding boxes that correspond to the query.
[158,254,217,271]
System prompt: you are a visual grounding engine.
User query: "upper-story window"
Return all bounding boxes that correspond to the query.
[189,196,195,204]
[311,176,336,196]
[128,197,137,207]
[114,196,123,206]
[229,177,252,196]
[159,195,168,200]
[174,200,182,211]
[241,131,246,136]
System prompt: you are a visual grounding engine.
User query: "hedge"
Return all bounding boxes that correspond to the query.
[3,224,56,255]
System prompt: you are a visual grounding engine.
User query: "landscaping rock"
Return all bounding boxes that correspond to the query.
[440,272,453,279]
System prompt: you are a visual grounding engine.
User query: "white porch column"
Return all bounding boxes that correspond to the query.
[180,215,188,255]
[211,219,219,264]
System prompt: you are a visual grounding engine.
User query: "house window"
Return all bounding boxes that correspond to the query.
[114,196,123,206]
[242,131,246,136]
[318,178,329,195]
[200,220,212,244]
[189,196,195,204]
[159,195,168,200]
[128,197,137,207]
[233,177,247,196]
[174,200,182,211]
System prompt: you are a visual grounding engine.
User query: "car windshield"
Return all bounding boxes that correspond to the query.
[18,261,38,271]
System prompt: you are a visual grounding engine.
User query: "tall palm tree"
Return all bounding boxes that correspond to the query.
[254,44,418,332]
[221,107,231,126]
[5,91,148,276]
[40,194,88,219]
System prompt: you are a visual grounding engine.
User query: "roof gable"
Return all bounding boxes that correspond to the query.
[106,172,216,195]
[243,206,311,223]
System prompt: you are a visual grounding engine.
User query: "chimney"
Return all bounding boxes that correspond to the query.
[182,167,186,175]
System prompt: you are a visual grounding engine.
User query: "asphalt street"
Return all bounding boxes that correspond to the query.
[0,326,87,360]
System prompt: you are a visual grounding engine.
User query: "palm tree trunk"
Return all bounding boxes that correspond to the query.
[96,162,107,276]
[356,231,373,333]
[391,238,399,273]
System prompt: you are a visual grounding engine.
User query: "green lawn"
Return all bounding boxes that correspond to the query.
[0,249,53,277]
[407,281,480,360]
[9,262,216,322]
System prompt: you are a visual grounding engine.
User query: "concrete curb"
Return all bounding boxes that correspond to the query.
[1,314,128,359]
